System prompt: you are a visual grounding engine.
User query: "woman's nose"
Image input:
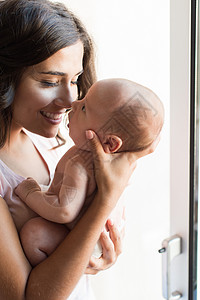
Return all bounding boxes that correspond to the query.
[54,86,77,109]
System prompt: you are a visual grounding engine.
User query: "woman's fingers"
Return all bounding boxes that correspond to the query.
[86,231,115,273]
[85,266,99,275]
[85,130,109,171]
[85,219,124,275]
[85,130,105,159]
[100,230,116,264]
[85,129,138,204]
[107,220,123,257]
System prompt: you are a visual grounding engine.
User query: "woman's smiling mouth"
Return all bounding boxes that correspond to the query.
[40,111,64,124]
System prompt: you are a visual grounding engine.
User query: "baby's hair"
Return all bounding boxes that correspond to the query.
[97,84,164,153]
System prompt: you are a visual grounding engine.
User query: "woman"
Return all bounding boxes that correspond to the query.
[0,1,142,299]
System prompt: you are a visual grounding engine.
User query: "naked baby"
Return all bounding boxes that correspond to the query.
[15,78,164,266]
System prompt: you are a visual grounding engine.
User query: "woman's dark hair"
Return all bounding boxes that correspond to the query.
[0,0,97,148]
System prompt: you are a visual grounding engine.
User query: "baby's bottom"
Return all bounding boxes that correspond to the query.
[20,217,69,266]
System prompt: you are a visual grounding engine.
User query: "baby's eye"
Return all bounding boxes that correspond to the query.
[82,105,86,112]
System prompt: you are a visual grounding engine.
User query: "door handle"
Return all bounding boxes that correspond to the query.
[158,235,182,300]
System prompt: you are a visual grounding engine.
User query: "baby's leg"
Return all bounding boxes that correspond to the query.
[20,217,69,266]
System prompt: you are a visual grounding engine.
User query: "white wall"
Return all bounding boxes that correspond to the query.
[52,1,170,299]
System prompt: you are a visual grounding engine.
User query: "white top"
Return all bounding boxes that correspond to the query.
[0,129,95,300]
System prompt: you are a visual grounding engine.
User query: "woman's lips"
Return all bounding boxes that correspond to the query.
[40,111,63,125]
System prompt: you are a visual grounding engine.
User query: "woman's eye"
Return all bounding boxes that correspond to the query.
[71,80,79,85]
[40,81,58,87]
[82,105,86,112]
[71,74,82,86]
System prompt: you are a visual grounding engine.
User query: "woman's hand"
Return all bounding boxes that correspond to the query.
[86,130,138,206]
[86,130,159,203]
[84,130,158,274]
[85,218,125,274]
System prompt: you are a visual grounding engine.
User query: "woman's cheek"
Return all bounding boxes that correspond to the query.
[37,89,58,105]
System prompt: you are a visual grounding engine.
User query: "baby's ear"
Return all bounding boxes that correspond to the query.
[102,135,123,153]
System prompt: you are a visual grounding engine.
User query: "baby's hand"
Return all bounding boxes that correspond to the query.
[15,177,41,201]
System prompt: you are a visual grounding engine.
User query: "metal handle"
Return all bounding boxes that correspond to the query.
[158,235,182,300]
[170,291,182,300]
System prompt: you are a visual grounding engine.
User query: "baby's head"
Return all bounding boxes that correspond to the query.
[68,78,164,157]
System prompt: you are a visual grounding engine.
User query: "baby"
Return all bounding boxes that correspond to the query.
[15,78,164,266]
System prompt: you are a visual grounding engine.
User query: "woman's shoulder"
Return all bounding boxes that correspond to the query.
[0,158,24,195]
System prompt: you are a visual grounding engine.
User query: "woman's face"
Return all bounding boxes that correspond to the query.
[12,41,84,138]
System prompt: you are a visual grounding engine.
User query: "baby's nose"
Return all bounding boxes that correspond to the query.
[71,100,79,111]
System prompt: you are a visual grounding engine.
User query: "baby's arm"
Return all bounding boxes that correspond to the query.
[15,161,89,224]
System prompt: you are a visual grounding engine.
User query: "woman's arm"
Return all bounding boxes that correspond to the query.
[26,192,116,300]
[0,196,31,300]
[0,192,113,300]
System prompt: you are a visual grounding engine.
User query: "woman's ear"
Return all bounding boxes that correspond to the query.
[102,135,123,153]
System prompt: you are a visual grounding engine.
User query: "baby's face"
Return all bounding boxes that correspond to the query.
[68,83,115,150]
[68,79,164,152]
